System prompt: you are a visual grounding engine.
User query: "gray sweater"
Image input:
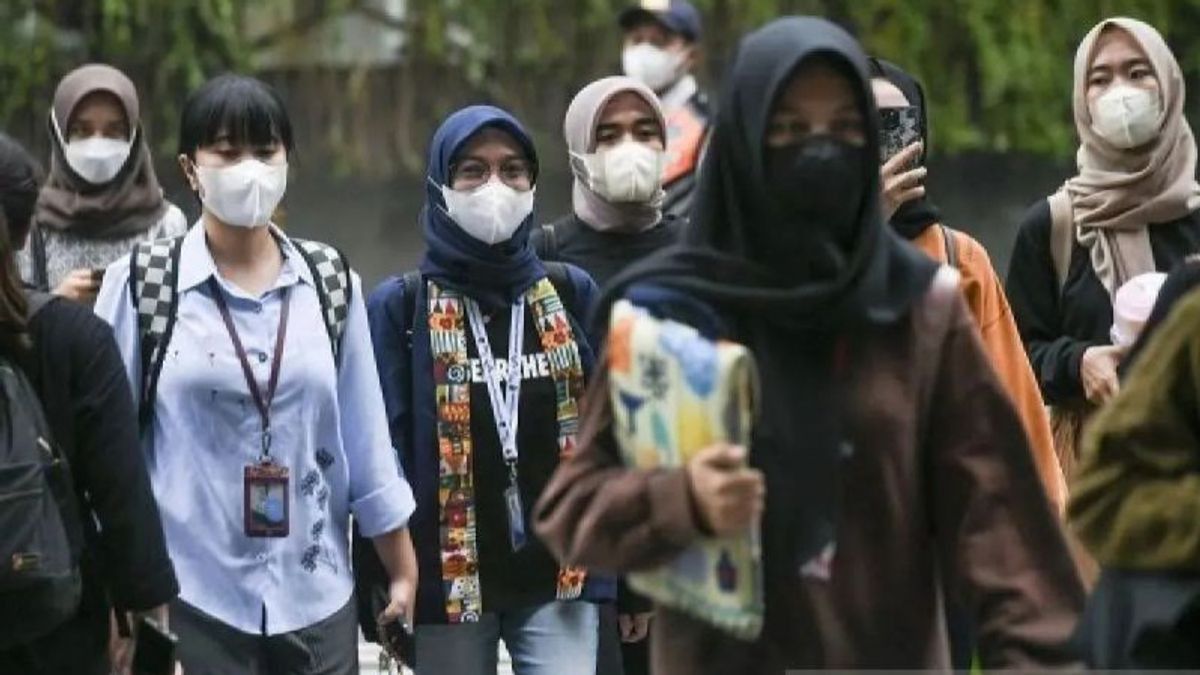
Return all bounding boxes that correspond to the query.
[19,203,188,291]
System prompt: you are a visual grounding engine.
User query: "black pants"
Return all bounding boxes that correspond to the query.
[946,598,975,671]
[172,598,359,675]
[0,602,110,675]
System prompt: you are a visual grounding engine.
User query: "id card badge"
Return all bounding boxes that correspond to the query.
[244,460,290,538]
[504,483,528,552]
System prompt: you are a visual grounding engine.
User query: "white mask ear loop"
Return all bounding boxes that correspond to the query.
[189,159,204,197]
[428,175,456,219]
[50,108,68,147]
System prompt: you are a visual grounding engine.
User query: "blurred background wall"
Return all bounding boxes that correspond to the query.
[3,0,1197,286]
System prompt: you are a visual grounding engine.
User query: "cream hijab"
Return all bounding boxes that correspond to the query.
[1062,17,1200,296]
[565,76,667,233]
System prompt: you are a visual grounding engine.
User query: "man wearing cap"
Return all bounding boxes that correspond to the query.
[619,0,712,221]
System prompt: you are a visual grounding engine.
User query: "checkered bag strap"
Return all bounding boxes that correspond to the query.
[131,236,185,428]
[292,238,353,365]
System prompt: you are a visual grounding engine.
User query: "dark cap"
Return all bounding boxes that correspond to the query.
[618,0,702,42]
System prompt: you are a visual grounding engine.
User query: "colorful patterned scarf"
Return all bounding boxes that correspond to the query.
[429,277,588,623]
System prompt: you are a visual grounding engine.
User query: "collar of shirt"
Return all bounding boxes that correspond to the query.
[660,74,699,109]
[175,221,313,296]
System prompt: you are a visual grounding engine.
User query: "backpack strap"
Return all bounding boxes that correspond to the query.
[132,236,185,429]
[30,225,50,292]
[939,224,959,269]
[292,238,354,365]
[543,261,577,315]
[918,265,963,535]
[400,270,423,352]
[1048,189,1075,293]
[538,223,559,260]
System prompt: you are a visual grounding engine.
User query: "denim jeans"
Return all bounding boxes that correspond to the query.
[415,601,599,675]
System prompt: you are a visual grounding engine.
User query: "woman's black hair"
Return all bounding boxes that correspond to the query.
[178,74,294,158]
[0,133,42,248]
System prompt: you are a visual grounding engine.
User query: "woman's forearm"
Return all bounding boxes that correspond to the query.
[372,526,418,585]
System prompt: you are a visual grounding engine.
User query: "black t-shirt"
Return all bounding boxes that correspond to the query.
[467,302,565,612]
[532,213,685,289]
[1006,201,1200,405]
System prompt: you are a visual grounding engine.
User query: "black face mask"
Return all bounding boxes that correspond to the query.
[762,136,867,266]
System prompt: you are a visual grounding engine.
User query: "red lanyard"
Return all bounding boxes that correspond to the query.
[208,278,291,458]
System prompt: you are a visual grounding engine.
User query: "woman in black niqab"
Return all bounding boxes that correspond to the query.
[597,14,940,654]
[538,16,1085,673]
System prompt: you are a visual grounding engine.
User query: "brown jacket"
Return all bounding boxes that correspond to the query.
[535,270,1084,672]
[915,225,1067,512]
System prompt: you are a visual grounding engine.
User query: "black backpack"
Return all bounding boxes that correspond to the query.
[0,293,83,648]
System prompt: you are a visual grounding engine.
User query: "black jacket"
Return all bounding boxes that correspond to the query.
[532,213,685,290]
[1006,200,1200,405]
[1,297,177,674]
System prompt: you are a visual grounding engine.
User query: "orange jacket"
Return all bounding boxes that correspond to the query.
[914,225,1068,512]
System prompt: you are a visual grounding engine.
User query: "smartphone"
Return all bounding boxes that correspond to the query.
[132,616,178,675]
[879,106,922,169]
[380,617,415,668]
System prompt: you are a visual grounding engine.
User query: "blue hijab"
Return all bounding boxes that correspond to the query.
[419,105,546,310]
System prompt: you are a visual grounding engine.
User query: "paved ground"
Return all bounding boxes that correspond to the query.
[357,640,515,674]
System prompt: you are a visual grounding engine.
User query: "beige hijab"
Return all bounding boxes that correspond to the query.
[565,76,667,233]
[1060,18,1200,296]
[35,63,167,239]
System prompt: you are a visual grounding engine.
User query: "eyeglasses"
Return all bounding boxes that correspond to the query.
[450,157,535,190]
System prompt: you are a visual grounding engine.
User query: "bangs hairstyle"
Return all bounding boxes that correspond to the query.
[178,74,294,157]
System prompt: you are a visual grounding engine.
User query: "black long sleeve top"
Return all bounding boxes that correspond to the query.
[1006,199,1200,405]
[16,297,178,615]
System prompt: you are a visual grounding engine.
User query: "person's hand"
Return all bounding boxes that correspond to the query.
[109,605,178,675]
[378,575,417,631]
[110,624,134,675]
[618,612,653,643]
[881,142,926,220]
[1081,344,1126,404]
[54,268,102,304]
[685,444,765,537]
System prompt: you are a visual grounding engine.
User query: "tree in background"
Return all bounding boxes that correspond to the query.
[2,0,1196,177]
[0,0,246,157]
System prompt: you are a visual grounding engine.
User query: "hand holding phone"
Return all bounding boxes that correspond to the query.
[880,106,922,169]
[379,616,415,668]
[132,616,178,675]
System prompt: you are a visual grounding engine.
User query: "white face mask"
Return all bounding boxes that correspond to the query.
[1090,84,1163,149]
[64,137,133,184]
[195,159,288,229]
[52,109,134,185]
[572,139,666,204]
[622,43,687,93]
[441,178,535,245]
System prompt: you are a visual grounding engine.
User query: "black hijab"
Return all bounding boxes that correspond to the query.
[602,19,936,331]
[598,17,938,617]
[869,58,943,239]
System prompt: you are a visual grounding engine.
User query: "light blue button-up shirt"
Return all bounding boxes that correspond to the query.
[95,224,415,635]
